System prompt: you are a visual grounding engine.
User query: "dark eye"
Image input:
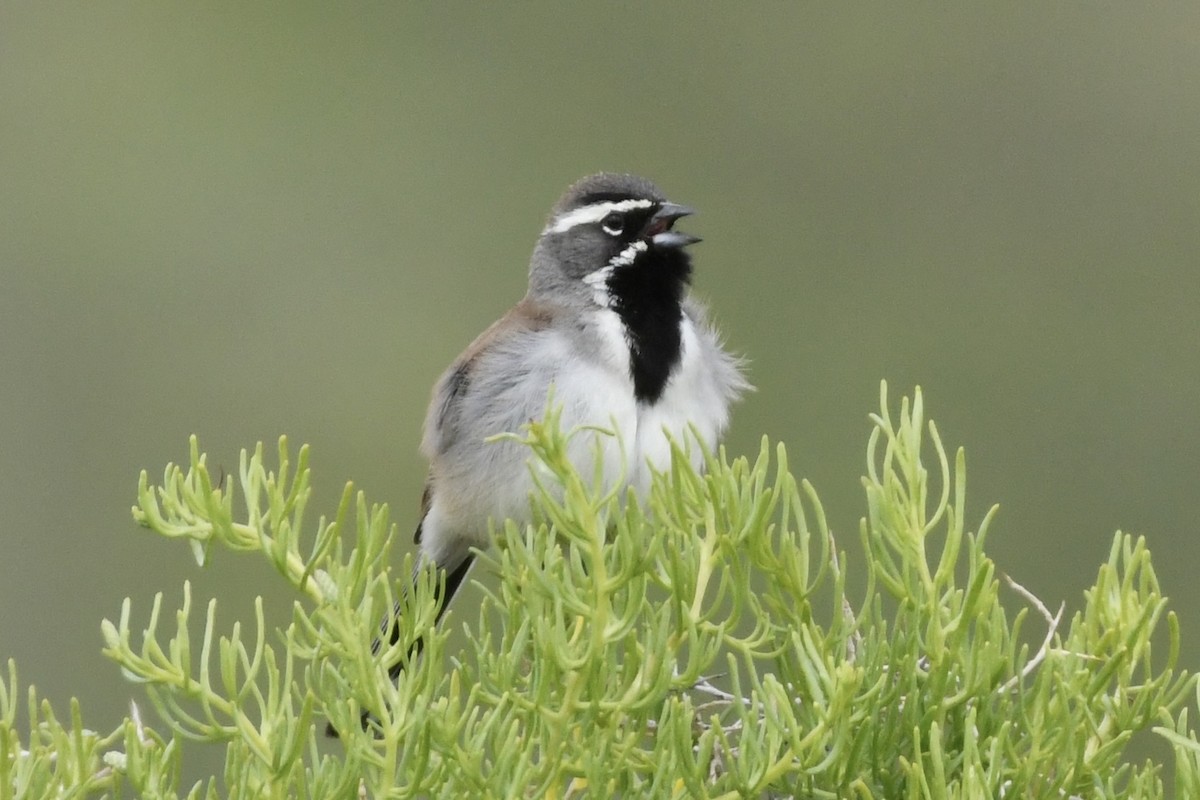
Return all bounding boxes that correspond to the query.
[600,213,624,235]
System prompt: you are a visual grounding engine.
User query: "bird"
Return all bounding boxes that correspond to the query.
[336,172,748,734]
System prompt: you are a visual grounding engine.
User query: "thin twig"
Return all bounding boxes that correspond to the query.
[691,676,738,704]
[999,572,1064,693]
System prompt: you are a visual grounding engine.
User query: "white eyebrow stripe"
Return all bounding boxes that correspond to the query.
[544,199,655,234]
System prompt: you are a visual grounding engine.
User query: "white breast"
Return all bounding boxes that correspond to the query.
[552,309,729,498]
[548,309,638,495]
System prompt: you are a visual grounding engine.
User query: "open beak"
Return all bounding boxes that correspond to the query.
[646,202,701,248]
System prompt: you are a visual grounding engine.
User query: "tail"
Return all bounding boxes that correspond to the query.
[324,552,475,738]
[383,554,474,680]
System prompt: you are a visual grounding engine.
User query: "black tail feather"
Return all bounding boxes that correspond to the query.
[325,555,475,738]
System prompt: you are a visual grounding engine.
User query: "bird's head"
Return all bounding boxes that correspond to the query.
[529,173,699,303]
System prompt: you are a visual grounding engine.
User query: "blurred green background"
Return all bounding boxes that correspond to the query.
[2,1,1197,778]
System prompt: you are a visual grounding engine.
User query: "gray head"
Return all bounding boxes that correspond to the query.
[528,173,700,302]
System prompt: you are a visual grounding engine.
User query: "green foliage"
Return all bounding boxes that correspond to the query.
[2,385,1199,798]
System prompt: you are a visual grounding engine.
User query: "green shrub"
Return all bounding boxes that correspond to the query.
[3,385,1198,798]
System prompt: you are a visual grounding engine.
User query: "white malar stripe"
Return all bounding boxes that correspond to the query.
[545,199,654,234]
[582,240,647,307]
[611,239,647,267]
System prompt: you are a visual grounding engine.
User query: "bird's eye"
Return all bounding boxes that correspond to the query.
[600,213,624,235]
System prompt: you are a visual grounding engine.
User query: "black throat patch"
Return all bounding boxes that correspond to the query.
[605,245,692,404]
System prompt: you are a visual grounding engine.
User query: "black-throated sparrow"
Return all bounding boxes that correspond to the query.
[337,173,747,733]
